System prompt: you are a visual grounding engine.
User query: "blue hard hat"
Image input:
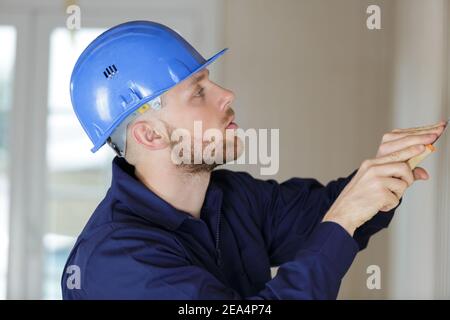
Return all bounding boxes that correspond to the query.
[70,20,228,153]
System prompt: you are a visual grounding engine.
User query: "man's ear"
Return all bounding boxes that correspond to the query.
[130,120,169,150]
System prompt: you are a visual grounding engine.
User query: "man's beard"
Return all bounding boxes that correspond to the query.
[164,123,241,174]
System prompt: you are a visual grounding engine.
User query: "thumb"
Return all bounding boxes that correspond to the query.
[413,167,429,180]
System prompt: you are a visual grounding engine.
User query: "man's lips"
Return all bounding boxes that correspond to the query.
[226,122,238,129]
[225,115,238,129]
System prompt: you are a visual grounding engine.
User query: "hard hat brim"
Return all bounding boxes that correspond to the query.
[90,47,229,153]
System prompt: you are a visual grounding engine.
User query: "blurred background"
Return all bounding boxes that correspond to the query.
[0,0,449,299]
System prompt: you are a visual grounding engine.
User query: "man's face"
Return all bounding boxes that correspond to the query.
[159,68,243,170]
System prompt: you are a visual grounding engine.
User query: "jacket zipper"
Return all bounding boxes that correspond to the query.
[215,208,222,267]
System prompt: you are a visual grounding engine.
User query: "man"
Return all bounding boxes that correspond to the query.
[62,21,446,299]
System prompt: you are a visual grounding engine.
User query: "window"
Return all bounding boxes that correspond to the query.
[44,27,113,299]
[2,0,221,299]
[0,25,16,300]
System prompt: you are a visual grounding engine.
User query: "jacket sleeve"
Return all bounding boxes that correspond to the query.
[64,223,358,300]
[237,169,397,266]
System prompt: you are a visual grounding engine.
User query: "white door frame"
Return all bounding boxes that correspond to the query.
[388,0,450,299]
[435,0,450,299]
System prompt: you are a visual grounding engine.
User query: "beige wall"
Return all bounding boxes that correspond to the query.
[223,0,395,299]
[223,0,450,299]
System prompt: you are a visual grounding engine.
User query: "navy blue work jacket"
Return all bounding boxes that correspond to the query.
[62,157,395,299]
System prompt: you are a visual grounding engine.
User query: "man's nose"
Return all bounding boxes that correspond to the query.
[219,88,235,112]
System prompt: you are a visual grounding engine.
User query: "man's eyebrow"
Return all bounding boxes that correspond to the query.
[188,69,209,88]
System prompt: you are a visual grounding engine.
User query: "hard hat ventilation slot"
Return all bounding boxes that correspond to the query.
[103,64,118,79]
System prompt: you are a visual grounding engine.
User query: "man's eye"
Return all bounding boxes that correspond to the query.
[194,87,204,98]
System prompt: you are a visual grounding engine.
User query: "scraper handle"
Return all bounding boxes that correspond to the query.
[407,144,436,169]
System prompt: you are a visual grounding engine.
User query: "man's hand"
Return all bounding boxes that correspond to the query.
[323,120,447,236]
[375,120,447,180]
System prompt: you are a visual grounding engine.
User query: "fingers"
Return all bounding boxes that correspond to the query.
[379,190,400,212]
[372,144,425,166]
[379,177,408,200]
[391,120,447,133]
[379,133,437,155]
[382,125,446,143]
[372,162,414,186]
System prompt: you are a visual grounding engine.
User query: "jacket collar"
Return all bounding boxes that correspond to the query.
[110,157,223,230]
